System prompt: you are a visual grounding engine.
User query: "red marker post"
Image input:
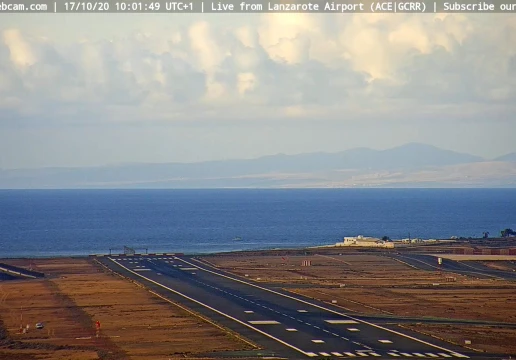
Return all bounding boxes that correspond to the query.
[95,321,101,338]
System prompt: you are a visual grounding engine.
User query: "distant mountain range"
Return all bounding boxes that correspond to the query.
[494,152,516,162]
[1,143,516,188]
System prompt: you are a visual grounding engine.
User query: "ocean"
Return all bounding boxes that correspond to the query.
[1,189,515,258]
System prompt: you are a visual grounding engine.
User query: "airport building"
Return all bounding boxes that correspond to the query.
[400,238,439,244]
[335,235,395,248]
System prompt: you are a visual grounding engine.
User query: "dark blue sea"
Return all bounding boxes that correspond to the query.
[1,189,515,258]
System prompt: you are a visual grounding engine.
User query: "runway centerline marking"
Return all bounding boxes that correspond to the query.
[379,340,393,344]
[311,339,324,343]
[183,256,467,356]
[347,328,360,332]
[248,320,280,325]
[107,258,313,358]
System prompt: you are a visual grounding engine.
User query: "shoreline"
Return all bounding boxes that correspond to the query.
[2,235,516,260]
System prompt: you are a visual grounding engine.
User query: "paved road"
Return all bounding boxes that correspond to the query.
[387,254,516,280]
[0,271,18,280]
[96,254,502,360]
[0,262,45,279]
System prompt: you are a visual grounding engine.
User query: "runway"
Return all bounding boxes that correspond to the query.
[98,254,486,359]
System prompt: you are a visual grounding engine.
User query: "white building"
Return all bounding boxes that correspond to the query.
[336,235,394,248]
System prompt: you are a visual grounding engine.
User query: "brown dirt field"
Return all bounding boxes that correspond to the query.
[0,258,255,360]
[401,324,516,355]
[0,349,99,360]
[202,254,473,286]
[291,287,516,322]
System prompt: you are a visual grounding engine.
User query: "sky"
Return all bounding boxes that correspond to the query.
[0,13,515,169]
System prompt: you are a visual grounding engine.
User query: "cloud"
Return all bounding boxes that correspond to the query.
[0,13,515,126]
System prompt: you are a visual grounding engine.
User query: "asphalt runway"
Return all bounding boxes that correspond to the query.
[388,254,516,280]
[98,254,493,359]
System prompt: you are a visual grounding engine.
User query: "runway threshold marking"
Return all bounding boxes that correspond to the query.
[343,352,356,357]
[331,352,343,356]
[425,354,439,358]
[387,353,400,357]
[182,257,468,357]
[107,258,314,358]
[438,354,452,358]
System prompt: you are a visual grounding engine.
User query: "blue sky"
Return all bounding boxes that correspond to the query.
[0,13,515,168]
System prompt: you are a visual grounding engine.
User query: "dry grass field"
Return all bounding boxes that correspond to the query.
[203,252,516,354]
[0,258,255,360]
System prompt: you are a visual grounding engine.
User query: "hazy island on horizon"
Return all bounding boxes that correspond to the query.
[1,143,516,189]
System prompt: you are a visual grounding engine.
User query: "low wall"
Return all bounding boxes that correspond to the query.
[453,248,516,256]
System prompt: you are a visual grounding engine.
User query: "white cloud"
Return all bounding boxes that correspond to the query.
[0,13,515,126]
[2,28,37,69]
